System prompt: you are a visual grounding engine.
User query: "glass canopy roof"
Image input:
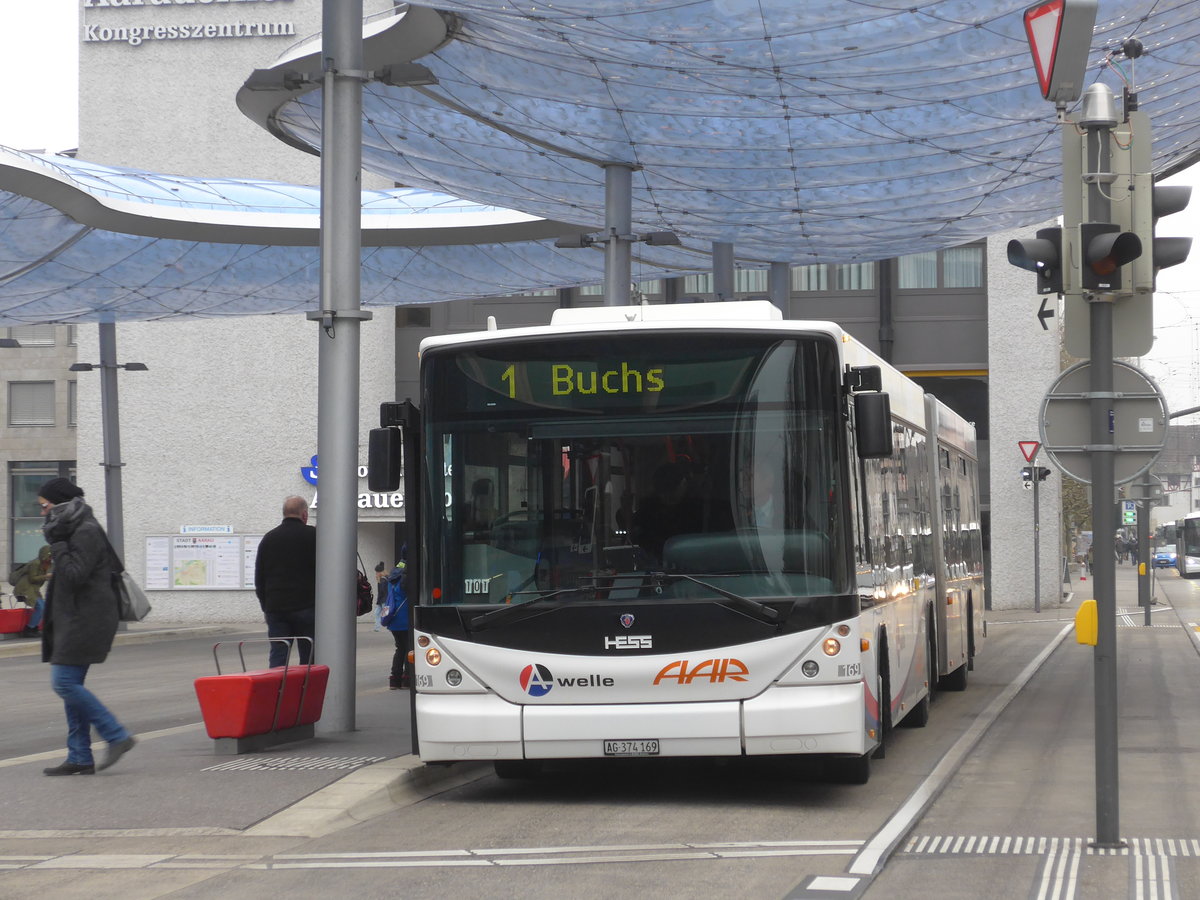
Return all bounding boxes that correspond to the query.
[3,0,1200,324]
[0,148,702,324]
[263,0,1200,263]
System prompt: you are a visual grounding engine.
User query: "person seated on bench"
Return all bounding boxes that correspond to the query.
[12,545,51,638]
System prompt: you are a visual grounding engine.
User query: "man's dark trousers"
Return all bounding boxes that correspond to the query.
[264,608,315,667]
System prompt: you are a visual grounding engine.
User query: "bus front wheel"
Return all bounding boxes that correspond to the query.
[494,760,543,779]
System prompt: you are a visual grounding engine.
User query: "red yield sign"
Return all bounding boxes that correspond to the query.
[1019,440,1041,462]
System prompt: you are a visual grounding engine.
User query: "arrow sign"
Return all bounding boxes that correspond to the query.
[1037,296,1055,329]
[1019,440,1041,462]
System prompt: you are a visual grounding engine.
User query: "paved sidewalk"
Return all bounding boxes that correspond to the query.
[0,621,486,840]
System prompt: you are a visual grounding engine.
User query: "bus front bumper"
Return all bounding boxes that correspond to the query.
[415,683,867,762]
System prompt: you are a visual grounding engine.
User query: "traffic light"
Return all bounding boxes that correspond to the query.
[1135,183,1193,291]
[1035,466,1051,481]
[1021,466,1051,481]
[1079,222,1141,291]
[1007,227,1063,294]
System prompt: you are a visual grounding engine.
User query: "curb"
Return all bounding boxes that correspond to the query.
[243,756,491,838]
[0,624,246,659]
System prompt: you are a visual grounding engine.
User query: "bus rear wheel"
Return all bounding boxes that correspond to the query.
[902,619,934,728]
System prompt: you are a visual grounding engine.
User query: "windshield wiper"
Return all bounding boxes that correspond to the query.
[466,586,594,632]
[650,572,782,625]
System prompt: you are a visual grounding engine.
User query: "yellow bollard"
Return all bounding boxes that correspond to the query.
[1074,599,1098,646]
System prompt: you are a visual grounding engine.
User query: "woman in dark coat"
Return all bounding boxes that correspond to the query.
[38,478,136,776]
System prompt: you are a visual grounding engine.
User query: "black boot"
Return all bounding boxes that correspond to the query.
[43,761,95,776]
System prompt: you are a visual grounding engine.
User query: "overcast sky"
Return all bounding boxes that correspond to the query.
[0,0,1196,417]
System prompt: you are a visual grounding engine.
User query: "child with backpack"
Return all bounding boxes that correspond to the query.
[381,560,410,689]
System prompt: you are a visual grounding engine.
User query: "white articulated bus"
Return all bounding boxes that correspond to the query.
[370,301,986,783]
[1177,512,1200,578]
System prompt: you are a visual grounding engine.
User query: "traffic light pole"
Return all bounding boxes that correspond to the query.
[1138,500,1151,626]
[1082,106,1122,849]
[1033,466,1041,614]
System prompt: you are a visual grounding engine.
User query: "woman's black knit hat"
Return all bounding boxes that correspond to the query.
[38,478,84,505]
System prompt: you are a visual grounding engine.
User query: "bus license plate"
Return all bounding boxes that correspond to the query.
[603,739,660,757]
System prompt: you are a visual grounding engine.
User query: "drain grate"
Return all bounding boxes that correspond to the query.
[203,756,386,772]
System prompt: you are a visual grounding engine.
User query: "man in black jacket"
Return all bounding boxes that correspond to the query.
[254,496,317,667]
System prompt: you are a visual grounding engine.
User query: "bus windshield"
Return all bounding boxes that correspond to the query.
[423,332,849,606]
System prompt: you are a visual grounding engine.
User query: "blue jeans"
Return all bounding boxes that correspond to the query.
[50,664,129,766]
[27,597,44,630]
[264,608,315,667]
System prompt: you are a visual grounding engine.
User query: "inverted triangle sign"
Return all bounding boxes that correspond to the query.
[1024,1,1065,99]
[1019,440,1041,462]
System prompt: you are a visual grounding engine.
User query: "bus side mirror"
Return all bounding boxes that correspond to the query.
[855,392,894,459]
[368,427,403,491]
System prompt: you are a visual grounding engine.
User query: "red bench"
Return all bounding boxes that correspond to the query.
[194,639,327,743]
[0,604,31,635]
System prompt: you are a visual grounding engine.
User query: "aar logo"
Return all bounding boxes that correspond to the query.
[653,658,750,685]
[518,663,554,697]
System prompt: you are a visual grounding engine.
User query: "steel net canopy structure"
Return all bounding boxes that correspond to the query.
[248,0,1200,264]
[1,0,1200,324]
[0,149,700,325]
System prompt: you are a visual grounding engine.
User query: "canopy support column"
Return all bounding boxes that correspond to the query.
[311,0,371,734]
[603,163,634,306]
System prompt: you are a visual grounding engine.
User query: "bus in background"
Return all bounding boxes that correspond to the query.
[369,301,986,784]
[1177,512,1200,578]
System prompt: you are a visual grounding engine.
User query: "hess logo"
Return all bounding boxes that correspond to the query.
[519,663,554,697]
[653,658,749,685]
[604,635,652,650]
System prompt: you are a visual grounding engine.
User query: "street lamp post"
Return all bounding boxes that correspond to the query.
[69,320,147,561]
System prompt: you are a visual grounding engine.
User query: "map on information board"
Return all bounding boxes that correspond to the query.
[144,534,263,590]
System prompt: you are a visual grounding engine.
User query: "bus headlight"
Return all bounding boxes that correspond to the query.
[801,660,820,678]
[822,638,841,656]
[446,669,463,687]
[425,648,442,666]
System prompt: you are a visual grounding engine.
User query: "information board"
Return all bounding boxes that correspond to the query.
[144,534,263,591]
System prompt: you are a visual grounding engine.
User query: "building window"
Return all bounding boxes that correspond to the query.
[898,252,939,289]
[789,263,876,292]
[836,263,874,291]
[67,324,78,346]
[735,270,767,293]
[8,324,55,347]
[942,246,984,288]
[9,461,74,565]
[897,244,984,289]
[68,380,77,427]
[8,381,55,426]
[792,264,829,292]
